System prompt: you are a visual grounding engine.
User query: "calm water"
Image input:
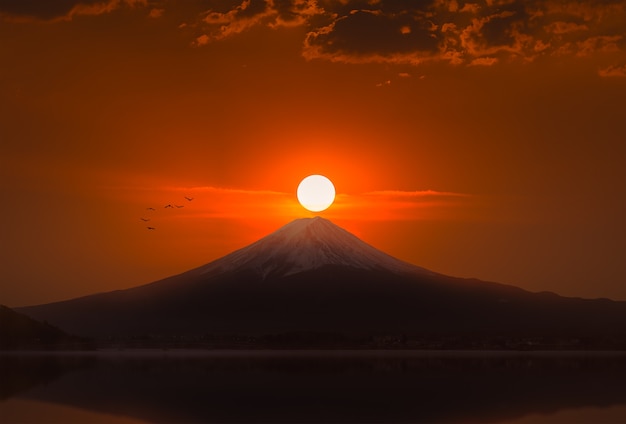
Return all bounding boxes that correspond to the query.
[1,350,626,423]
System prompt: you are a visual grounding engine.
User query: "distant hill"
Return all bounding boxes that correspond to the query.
[0,304,90,350]
[16,218,626,349]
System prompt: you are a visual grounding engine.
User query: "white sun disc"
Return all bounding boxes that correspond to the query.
[297,175,335,212]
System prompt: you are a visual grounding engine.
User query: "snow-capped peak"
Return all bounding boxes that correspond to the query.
[195,217,434,278]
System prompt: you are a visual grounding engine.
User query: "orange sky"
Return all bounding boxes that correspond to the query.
[1,0,625,306]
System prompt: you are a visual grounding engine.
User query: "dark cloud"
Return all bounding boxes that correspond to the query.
[302,0,626,69]
[199,0,276,42]
[0,0,78,20]
[237,0,268,18]
[318,0,433,15]
[309,10,439,56]
[271,0,325,27]
[196,0,327,42]
[480,9,527,47]
[0,0,148,21]
[4,0,624,74]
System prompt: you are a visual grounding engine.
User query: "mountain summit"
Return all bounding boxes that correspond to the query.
[17,218,626,344]
[195,217,433,279]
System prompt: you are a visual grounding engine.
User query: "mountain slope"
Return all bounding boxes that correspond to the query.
[195,216,434,278]
[0,304,88,349]
[16,218,626,343]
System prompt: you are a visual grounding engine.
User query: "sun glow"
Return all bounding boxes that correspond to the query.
[297,175,336,212]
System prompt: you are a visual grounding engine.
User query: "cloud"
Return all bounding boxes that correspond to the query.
[469,56,498,66]
[459,10,527,57]
[109,183,300,221]
[193,34,210,47]
[302,0,626,71]
[148,8,164,19]
[268,0,326,28]
[459,3,481,14]
[5,0,625,76]
[574,35,623,57]
[200,0,274,41]
[538,1,626,24]
[363,190,470,198]
[0,0,147,22]
[194,0,327,43]
[110,183,471,222]
[333,189,473,221]
[544,21,588,34]
[303,8,440,65]
[181,186,288,196]
[598,63,626,77]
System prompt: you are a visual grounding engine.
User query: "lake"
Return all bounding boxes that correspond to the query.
[2,350,626,423]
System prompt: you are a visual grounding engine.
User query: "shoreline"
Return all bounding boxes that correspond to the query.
[3,348,626,358]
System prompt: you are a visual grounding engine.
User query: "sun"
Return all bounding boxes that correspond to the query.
[297,175,336,212]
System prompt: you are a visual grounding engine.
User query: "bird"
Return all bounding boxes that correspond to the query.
[147,227,156,230]
[164,204,174,208]
[175,205,184,208]
[147,207,156,211]
[140,218,150,222]
[184,196,194,201]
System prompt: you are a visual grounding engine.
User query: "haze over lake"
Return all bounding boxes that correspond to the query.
[2,350,626,423]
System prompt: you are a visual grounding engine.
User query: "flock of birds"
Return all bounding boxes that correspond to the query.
[141,196,194,230]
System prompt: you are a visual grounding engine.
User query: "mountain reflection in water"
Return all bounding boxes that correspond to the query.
[1,350,626,423]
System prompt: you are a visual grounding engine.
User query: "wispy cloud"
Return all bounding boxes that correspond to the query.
[192,0,326,44]
[598,63,626,77]
[108,183,473,222]
[328,189,474,221]
[171,185,289,196]
[148,8,164,19]
[469,57,499,66]
[362,190,470,198]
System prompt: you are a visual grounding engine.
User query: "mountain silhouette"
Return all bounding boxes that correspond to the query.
[0,305,89,350]
[17,217,626,346]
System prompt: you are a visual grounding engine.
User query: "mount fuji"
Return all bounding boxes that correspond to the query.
[17,217,626,344]
[194,217,433,279]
